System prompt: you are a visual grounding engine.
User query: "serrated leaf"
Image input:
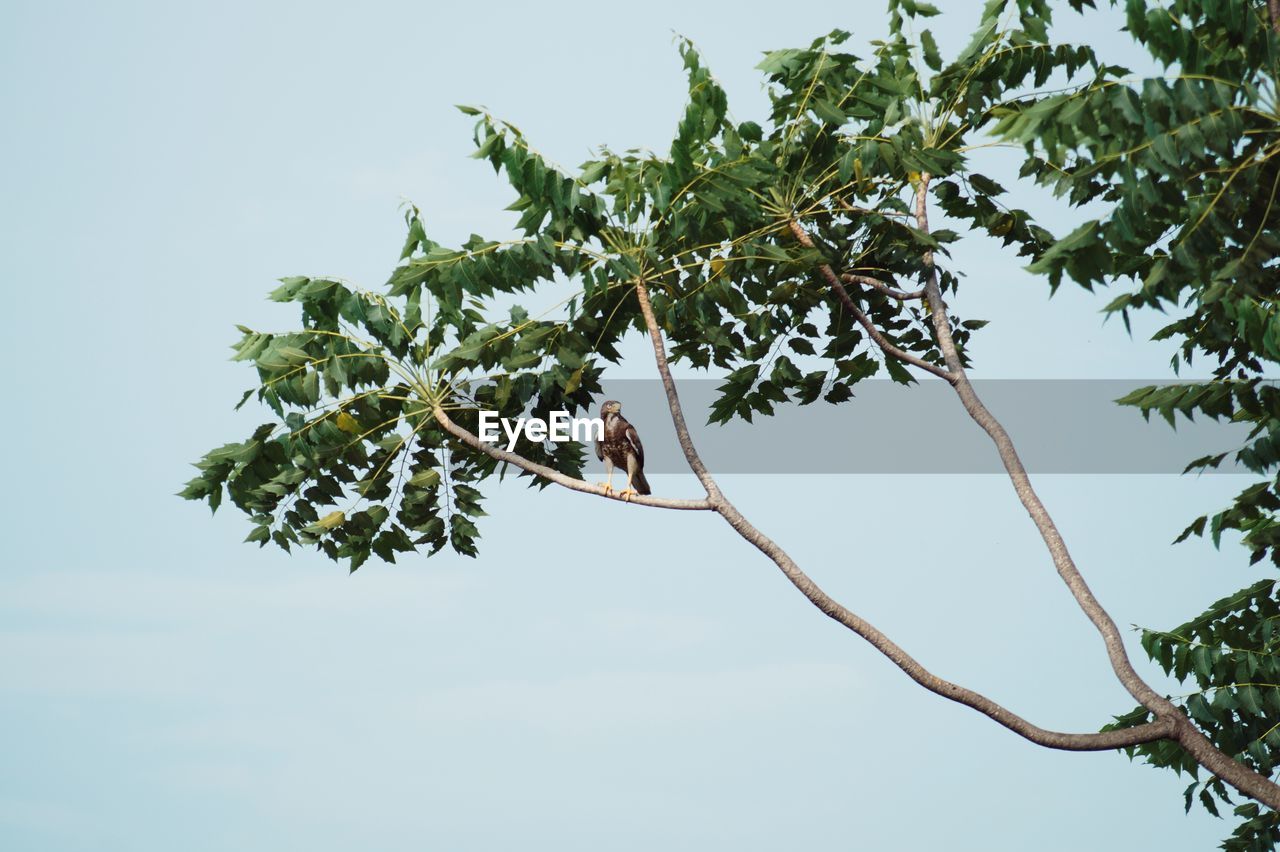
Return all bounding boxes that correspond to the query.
[409,469,441,489]
[336,411,361,434]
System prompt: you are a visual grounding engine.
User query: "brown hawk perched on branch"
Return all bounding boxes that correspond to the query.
[596,399,650,499]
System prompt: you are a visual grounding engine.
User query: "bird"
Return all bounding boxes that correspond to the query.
[595,399,650,500]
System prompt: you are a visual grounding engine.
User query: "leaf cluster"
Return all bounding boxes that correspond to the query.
[187,3,1104,568]
[1106,580,1280,849]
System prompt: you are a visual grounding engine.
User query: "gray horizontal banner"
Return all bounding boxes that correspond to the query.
[546,379,1253,475]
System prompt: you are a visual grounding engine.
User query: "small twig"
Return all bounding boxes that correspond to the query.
[838,198,910,218]
[840,272,926,301]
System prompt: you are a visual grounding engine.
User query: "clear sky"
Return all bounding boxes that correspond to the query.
[0,1,1262,849]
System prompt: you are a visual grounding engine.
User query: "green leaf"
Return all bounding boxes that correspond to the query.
[409,469,441,489]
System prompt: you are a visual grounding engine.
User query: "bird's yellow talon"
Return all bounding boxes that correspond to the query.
[599,482,614,496]
[619,488,635,502]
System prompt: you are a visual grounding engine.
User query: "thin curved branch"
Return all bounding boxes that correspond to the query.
[787,220,953,382]
[912,173,1280,809]
[841,272,926,301]
[431,405,712,511]
[632,277,1169,752]
[838,199,911,218]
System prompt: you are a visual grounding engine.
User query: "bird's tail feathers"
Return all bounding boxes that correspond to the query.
[632,469,651,496]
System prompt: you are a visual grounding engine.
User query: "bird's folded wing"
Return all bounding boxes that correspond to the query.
[625,424,644,467]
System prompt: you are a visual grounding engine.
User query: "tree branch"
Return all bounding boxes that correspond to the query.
[912,173,1280,809]
[787,220,953,382]
[431,405,712,511]
[841,272,926,302]
[838,199,910,219]
[631,277,1170,752]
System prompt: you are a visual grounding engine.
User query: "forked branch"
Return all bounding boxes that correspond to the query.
[785,220,952,382]
[909,173,1280,809]
[630,277,1173,752]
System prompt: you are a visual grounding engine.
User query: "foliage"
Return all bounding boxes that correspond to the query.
[1106,580,1280,849]
[1000,0,1280,845]
[182,0,1280,842]
[185,0,1085,569]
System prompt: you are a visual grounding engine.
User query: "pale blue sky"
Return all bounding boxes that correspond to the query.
[0,1,1262,849]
